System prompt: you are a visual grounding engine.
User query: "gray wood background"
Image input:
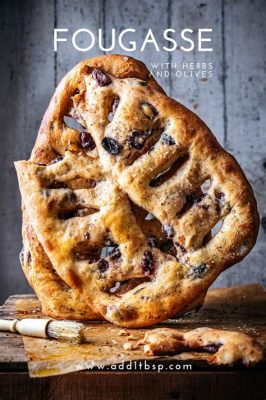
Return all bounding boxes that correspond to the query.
[0,0,265,303]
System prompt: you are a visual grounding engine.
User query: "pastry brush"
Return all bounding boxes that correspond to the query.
[0,318,85,344]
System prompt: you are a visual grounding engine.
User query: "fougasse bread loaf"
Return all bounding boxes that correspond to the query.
[15,55,259,327]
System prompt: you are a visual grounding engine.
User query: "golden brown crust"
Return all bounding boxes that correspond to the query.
[143,327,263,366]
[21,207,102,320]
[15,54,259,327]
[31,55,164,164]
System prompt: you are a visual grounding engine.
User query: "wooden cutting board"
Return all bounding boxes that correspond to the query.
[0,284,266,399]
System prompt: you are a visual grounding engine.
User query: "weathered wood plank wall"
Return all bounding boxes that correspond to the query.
[0,0,55,300]
[0,0,265,302]
[217,0,266,288]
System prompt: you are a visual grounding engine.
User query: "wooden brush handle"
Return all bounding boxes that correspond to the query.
[0,319,19,333]
[0,318,51,338]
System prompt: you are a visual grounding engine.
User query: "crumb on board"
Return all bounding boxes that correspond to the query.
[126,335,136,341]
[123,338,145,351]
[119,329,130,336]
[123,342,137,350]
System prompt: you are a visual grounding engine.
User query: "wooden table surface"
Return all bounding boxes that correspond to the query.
[0,284,266,400]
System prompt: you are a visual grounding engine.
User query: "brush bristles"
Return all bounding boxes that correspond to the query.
[47,320,84,344]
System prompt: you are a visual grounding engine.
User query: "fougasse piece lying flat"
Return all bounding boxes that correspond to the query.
[142,327,263,366]
[15,55,259,328]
